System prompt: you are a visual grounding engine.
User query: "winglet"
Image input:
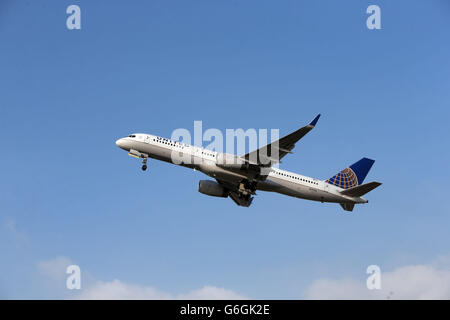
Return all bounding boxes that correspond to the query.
[309,114,321,127]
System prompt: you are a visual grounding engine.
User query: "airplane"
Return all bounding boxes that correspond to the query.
[115,115,381,211]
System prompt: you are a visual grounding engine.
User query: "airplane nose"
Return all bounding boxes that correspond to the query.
[116,138,125,149]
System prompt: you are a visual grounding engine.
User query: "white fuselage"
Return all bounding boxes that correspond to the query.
[116,133,367,205]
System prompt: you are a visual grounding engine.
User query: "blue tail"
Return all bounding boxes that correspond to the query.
[326,158,375,189]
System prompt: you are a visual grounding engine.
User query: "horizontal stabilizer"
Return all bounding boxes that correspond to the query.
[340,181,382,198]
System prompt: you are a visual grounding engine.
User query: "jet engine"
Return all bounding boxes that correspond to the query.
[198,180,228,198]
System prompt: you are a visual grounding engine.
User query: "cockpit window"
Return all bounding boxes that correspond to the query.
[129,135,136,138]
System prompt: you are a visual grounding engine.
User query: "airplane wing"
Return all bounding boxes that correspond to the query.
[242,114,320,166]
[215,114,321,207]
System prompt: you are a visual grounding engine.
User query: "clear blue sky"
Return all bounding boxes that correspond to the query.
[1,0,449,299]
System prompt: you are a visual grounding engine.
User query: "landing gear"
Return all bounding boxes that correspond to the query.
[238,179,257,195]
[141,157,148,171]
[239,192,252,202]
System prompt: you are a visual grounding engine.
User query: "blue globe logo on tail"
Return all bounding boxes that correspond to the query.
[326,167,358,189]
[326,158,375,189]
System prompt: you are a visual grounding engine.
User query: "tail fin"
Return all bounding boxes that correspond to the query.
[326,158,375,189]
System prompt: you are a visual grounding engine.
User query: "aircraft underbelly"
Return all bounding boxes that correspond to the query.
[130,142,349,204]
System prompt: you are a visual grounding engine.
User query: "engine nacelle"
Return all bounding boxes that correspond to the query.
[198,180,228,198]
